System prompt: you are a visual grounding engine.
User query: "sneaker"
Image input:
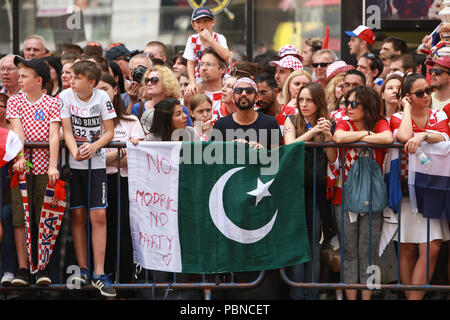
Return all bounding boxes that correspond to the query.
[1,272,14,286]
[11,268,29,286]
[70,268,90,286]
[36,269,52,286]
[91,274,117,297]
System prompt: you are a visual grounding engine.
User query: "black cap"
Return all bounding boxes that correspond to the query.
[13,56,50,86]
[105,44,138,61]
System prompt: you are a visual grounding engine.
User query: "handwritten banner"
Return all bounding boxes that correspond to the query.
[127,141,182,272]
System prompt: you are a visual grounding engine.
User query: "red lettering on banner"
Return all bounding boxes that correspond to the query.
[138,232,173,253]
[135,190,178,213]
[146,153,172,175]
[149,211,169,227]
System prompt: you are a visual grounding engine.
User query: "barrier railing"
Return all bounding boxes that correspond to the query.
[0,141,449,299]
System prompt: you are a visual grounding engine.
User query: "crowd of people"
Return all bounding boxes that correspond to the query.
[0,6,450,300]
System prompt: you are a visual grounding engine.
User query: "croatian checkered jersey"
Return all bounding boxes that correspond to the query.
[6,93,60,175]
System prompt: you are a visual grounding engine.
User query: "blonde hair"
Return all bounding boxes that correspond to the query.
[326,73,345,112]
[282,69,313,104]
[142,64,181,99]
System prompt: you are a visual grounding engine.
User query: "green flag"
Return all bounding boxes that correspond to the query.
[127,141,311,274]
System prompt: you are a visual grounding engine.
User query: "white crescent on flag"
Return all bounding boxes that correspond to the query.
[0,127,22,168]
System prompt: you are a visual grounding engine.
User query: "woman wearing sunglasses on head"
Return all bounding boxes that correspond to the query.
[129,65,192,131]
[333,86,394,300]
[390,73,450,300]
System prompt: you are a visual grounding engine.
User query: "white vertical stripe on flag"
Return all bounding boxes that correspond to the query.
[127,141,182,272]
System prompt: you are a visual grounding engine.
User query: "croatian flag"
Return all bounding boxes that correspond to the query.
[379,147,402,256]
[408,141,450,220]
[0,127,22,168]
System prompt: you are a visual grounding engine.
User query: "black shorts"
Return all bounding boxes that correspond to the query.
[69,169,108,210]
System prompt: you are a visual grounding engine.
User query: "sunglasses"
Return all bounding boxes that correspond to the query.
[410,87,432,98]
[312,62,331,68]
[344,100,363,109]
[429,68,449,76]
[233,87,256,94]
[144,76,159,85]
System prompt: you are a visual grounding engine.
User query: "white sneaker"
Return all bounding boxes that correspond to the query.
[1,272,14,286]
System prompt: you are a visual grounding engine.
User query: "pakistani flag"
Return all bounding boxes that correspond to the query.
[127,141,311,274]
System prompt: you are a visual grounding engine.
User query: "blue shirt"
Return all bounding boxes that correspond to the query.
[130,101,193,126]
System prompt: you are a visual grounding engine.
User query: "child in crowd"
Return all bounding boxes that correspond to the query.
[183,7,230,95]
[189,93,214,141]
[59,60,117,297]
[97,72,145,287]
[6,57,60,286]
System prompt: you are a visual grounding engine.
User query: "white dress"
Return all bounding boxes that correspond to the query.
[394,197,450,243]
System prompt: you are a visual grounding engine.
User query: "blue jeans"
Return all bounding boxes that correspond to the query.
[1,205,18,275]
[286,210,321,300]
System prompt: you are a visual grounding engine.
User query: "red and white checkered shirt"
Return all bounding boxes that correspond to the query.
[332,119,390,205]
[6,93,60,175]
[183,32,228,82]
[390,109,450,180]
[330,106,349,123]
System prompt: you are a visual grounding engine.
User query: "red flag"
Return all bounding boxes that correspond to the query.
[322,26,330,49]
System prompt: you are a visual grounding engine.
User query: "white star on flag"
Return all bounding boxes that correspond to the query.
[247,178,274,206]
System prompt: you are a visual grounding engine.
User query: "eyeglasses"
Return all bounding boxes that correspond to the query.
[429,68,449,76]
[410,87,432,98]
[312,62,331,68]
[0,67,18,73]
[198,62,217,68]
[344,100,363,109]
[233,87,256,94]
[144,76,159,85]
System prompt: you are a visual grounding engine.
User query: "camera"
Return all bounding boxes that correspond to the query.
[132,65,147,84]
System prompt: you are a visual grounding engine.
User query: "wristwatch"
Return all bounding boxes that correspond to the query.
[424,132,431,141]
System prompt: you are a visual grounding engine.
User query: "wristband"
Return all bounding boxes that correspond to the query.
[367,130,371,136]
[17,152,25,157]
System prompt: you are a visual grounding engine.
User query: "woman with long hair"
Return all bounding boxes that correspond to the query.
[284,83,337,300]
[144,98,197,142]
[282,69,313,108]
[97,72,145,290]
[333,86,394,300]
[380,73,403,119]
[390,73,450,300]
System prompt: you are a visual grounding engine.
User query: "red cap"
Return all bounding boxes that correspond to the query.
[345,25,376,46]
[425,56,450,69]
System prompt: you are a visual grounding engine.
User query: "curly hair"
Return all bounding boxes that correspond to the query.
[326,72,345,112]
[141,64,181,99]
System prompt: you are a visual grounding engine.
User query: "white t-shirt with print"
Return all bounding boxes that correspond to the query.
[59,88,117,170]
[105,114,145,177]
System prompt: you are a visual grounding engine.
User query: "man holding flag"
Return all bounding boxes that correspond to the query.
[126,77,311,298]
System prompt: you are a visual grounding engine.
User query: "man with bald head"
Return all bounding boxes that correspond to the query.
[0,55,20,97]
[125,53,153,112]
[23,35,47,60]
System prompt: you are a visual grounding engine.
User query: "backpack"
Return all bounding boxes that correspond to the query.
[344,148,388,213]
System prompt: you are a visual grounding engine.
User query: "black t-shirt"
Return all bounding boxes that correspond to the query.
[211,112,282,149]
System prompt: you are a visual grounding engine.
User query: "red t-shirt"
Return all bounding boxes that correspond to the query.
[390,109,450,180]
[332,119,391,205]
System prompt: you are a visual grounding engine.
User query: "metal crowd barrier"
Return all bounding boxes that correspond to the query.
[0,141,449,299]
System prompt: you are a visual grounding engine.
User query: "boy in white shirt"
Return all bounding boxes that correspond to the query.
[59,60,117,297]
[183,7,230,96]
